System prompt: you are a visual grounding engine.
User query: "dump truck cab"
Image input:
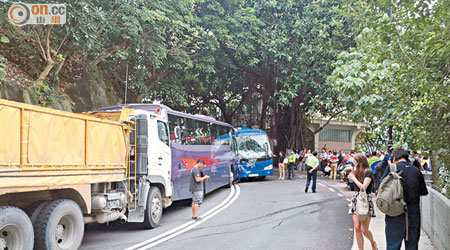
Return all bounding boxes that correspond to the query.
[95,104,174,227]
[130,108,173,203]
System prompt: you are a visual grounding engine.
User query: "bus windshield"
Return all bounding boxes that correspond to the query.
[236,134,271,160]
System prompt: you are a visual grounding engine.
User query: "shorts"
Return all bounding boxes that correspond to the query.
[192,191,203,204]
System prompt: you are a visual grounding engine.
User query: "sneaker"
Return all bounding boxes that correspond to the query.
[192,216,202,221]
[312,190,317,193]
[305,188,308,193]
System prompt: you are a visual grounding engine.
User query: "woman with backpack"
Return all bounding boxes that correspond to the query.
[348,153,378,250]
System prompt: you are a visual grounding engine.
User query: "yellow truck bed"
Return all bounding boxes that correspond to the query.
[0,99,130,194]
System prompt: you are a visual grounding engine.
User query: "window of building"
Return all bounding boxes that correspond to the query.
[319,128,350,142]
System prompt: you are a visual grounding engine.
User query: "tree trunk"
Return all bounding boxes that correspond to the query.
[430,151,440,190]
[271,105,279,151]
[288,98,299,150]
[51,57,65,88]
[35,61,55,86]
[299,116,307,149]
[387,125,393,147]
[259,98,267,130]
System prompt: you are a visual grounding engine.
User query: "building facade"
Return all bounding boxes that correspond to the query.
[307,119,367,152]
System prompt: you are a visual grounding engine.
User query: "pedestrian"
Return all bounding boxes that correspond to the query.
[348,153,378,250]
[278,151,286,179]
[347,151,355,166]
[330,151,339,180]
[375,147,392,191]
[190,158,210,220]
[296,149,304,173]
[338,150,344,166]
[295,149,301,170]
[368,151,381,173]
[305,151,319,193]
[287,150,296,180]
[380,148,428,250]
[302,149,311,173]
[320,148,329,177]
[409,150,422,170]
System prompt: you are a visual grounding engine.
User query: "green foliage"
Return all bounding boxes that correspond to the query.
[149,0,359,138]
[330,0,449,173]
[439,170,450,199]
[5,0,446,164]
[0,55,6,84]
[0,36,9,43]
[27,81,58,106]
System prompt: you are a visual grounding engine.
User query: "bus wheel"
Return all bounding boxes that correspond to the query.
[0,206,34,250]
[143,187,162,229]
[33,199,84,250]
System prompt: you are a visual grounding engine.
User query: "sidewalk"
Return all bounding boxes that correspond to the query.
[351,197,436,250]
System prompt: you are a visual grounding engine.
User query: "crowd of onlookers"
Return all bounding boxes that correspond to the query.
[276,147,432,182]
[276,147,431,250]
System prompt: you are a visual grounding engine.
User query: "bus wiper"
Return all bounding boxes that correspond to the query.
[240,158,249,163]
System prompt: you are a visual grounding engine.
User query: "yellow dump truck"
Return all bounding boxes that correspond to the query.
[0,99,170,250]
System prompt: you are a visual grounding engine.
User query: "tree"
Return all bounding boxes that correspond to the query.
[154,0,359,151]
[331,0,450,186]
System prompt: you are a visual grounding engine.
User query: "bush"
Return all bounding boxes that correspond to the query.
[439,169,450,199]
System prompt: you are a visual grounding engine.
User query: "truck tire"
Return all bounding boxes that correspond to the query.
[143,186,162,229]
[33,199,84,250]
[26,201,51,223]
[0,206,34,250]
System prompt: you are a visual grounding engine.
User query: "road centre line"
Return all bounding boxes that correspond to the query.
[328,188,335,192]
[125,184,239,250]
[318,183,325,187]
[136,185,241,250]
[346,198,351,202]
[337,193,344,197]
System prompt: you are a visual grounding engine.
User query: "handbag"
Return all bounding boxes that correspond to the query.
[356,187,369,221]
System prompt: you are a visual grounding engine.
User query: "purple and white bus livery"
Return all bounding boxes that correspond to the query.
[97,104,235,228]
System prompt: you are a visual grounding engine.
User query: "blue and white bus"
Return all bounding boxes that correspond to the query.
[232,127,273,180]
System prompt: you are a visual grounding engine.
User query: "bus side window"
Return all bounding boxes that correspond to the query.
[197,120,211,145]
[219,126,231,145]
[168,114,184,144]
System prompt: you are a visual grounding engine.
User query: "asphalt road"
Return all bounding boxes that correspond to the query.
[80,173,354,250]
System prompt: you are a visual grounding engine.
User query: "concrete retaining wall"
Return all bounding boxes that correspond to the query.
[421,187,450,250]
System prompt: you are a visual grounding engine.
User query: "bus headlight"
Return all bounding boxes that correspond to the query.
[264,165,273,170]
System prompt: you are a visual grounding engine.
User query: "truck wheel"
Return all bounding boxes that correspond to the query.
[26,201,51,223]
[143,187,162,229]
[0,206,34,250]
[33,199,84,250]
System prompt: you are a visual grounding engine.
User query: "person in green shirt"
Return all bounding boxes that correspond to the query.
[305,151,319,193]
[287,150,297,180]
[367,151,381,174]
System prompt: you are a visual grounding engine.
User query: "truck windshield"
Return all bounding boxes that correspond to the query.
[236,134,270,160]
